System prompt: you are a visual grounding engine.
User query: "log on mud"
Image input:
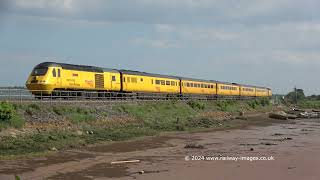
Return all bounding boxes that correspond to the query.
[269,111,288,120]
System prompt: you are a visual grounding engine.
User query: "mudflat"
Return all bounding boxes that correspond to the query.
[1,115,320,180]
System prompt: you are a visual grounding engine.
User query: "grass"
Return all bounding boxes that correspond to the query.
[0,125,158,156]
[297,100,320,109]
[115,101,198,131]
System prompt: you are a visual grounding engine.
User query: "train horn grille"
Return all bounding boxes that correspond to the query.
[95,74,104,89]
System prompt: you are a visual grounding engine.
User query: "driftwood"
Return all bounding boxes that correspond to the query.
[111,160,140,165]
[269,111,288,120]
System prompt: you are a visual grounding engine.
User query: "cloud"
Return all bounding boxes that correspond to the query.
[1,0,320,24]
[132,38,180,48]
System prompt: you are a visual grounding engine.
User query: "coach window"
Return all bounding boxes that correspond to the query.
[52,69,56,77]
[151,79,153,84]
[127,77,130,83]
[112,76,116,81]
[141,78,143,82]
[161,80,165,85]
[166,81,170,85]
[57,69,61,77]
[171,81,175,86]
[156,80,160,85]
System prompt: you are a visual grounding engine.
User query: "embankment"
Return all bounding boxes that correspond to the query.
[0,99,274,157]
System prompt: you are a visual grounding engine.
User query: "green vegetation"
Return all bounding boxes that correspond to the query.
[0,102,25,129]
[285,88,306,104]
[52,106,97,123]
[117,101,198,131]
[297,100,320,109]
[0,99,273,157]
[283,88,320,109]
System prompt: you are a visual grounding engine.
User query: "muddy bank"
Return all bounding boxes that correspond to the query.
[1,115,320,179]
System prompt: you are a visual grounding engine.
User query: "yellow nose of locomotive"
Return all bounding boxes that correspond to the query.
[26,64,55,95]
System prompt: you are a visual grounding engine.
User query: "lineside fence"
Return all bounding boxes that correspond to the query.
[0,88,261,103]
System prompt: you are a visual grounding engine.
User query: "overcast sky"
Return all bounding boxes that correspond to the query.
[0,0,319,95]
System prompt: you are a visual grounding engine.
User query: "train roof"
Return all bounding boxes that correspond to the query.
[180,77,216,83]
[215,81,270,89]
[35,62,118,73]
[119,70,180,80]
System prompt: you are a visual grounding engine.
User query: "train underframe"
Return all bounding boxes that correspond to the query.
[33,89,263,100]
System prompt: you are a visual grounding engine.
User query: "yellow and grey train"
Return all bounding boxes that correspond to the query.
[26,62,272,98]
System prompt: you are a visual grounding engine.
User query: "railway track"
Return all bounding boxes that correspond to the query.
[0,88,261,103]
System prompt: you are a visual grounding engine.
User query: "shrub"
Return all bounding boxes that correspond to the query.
[259,98,270,106]
[216,100,236,111]
[25,103,40,115]
[0,102,15,122]
[9,115,25,128]
[247,100,258,109]
[0,102,25,129]
[187,101,206,110]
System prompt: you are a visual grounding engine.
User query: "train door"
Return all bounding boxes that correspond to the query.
[56,68,62,87]
[110,74,117,90]
[52,67,62,87]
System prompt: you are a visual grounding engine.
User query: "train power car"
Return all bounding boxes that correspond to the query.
[26,62,272,99]
[26,62,121,95]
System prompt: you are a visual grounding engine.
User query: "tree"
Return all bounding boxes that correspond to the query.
[285,88,305,103]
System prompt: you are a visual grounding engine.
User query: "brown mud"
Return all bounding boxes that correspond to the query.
[1,114,320,180]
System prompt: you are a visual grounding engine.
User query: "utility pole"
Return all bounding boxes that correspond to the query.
[294,86,297,104]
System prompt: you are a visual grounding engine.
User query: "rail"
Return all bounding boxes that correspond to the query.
[0,88,261,103]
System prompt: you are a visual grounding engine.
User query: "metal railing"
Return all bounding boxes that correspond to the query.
[0,88,260,103]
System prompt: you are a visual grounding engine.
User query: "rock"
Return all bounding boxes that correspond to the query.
[250,148,254,151]
[298,112,320,119]
[287,114,297,119]
[10,132,17,138]
[236,116,248,120]
[298,112,309,118]
[269,111,288,120]
[75,130,83,136]
[139,170,145,174]
[50,147,58,151]
[184,143,205,149]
